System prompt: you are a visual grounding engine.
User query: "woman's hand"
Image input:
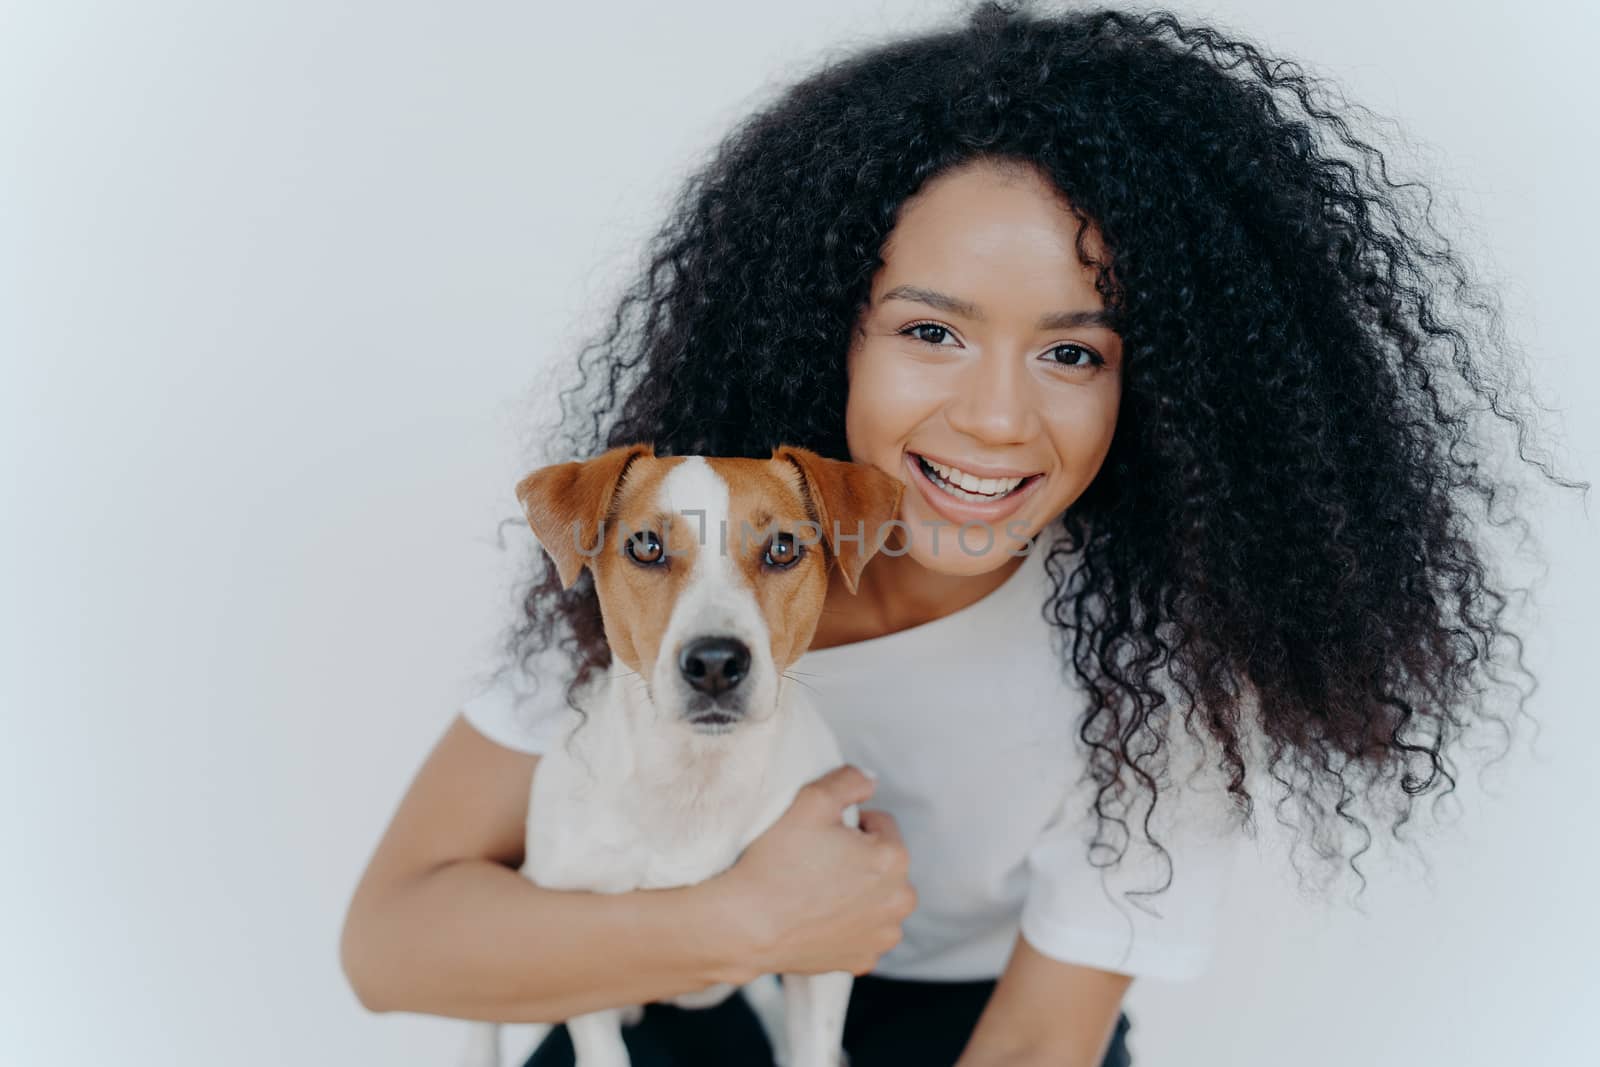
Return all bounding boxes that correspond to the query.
[711,764,918,980]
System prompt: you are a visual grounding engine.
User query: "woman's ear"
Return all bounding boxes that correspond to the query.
[774,446,905,594]
[515,443,654,588]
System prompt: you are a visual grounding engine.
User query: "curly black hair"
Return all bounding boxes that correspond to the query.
[482,1,1588,902]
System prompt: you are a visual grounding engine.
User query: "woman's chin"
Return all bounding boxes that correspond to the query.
[895,528,1034,577]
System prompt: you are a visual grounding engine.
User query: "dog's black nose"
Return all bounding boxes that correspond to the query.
[678,636,751,695]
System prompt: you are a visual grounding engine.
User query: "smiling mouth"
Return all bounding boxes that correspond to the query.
[911,453,1043,502]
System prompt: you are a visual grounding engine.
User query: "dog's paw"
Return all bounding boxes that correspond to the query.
[619,1003,644,1027]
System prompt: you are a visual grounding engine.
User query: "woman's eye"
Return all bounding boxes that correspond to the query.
[899,322,955,346]
[1043,343,1106,369]
[625,529,665,566]
[900,322,1103,370]
[764,533,803,569]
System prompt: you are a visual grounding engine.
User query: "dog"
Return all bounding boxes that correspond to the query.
[461,443,904,1067]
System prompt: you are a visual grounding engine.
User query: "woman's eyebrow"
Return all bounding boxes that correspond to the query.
[880,284,1114,330]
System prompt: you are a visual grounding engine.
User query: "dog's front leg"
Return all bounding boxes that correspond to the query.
[742,974,791,1065]
[565,1007,631,1067]
[781,971,852,1067]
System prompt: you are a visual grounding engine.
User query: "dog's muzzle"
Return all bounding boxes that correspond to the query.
[677,635,751,730]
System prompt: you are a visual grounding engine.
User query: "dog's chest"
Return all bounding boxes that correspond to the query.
[516,674,839,896]
[521,735,798,895]
[526,786,760,893]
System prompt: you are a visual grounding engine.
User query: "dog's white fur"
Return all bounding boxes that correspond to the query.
[461,457,856,1067]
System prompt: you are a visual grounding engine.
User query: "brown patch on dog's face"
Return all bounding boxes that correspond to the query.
[582,455,696,677]
[711,457,833,672]
[591,454,831,677]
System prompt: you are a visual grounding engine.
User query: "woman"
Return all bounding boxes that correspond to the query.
[339,4,1583,1064]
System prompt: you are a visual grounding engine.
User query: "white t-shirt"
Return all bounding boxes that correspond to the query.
[461,538,1241,982]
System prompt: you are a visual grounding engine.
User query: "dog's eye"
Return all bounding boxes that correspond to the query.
[625,529,665,566]
[763,532,803,569]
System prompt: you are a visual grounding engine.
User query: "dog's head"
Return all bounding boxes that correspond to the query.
[514,445,904,735]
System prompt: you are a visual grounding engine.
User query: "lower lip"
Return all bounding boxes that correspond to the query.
[904,452,1043,526]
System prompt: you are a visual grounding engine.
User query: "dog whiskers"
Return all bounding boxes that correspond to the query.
[611,665,652,700]
[781,670,822,699]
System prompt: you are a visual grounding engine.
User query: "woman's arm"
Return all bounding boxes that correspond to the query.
[346,854,750,1022]
[954,935,1132,1067]
[338,714,908,1022]
[338,715,746,1021]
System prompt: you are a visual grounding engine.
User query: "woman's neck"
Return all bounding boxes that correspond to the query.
[808,548,1025,650]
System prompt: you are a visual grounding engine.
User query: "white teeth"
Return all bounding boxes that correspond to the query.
[920,456,1027,501]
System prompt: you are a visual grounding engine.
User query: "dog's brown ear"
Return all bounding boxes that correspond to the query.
[515,443,654,588]
[775,446,905,595]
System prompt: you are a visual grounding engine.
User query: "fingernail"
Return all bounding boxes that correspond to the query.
[858,765,877,780]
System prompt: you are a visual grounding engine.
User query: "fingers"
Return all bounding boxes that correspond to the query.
[856,807,901,843]
[802,763,877,814]
[857,808,911,879]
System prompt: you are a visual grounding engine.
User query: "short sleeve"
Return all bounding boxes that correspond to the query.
[459,644,581,755]
[1020,716,1243,982]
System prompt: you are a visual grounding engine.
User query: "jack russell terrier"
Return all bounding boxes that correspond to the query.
[461,443,904,1067]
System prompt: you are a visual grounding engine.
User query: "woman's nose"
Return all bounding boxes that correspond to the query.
[945,348,1037,445]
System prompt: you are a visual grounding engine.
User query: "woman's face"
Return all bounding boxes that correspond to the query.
[845,159,1123,576]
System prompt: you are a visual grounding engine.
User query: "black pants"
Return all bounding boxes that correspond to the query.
[522,973,1134,1066]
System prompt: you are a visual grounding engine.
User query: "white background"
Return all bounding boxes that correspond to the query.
[4,1,1597,1064]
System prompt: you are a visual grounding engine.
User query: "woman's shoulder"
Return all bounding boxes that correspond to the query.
[797,539,1068,670]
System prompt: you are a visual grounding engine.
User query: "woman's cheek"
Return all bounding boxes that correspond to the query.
[854,347,944,419]
[845,348,912,447]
